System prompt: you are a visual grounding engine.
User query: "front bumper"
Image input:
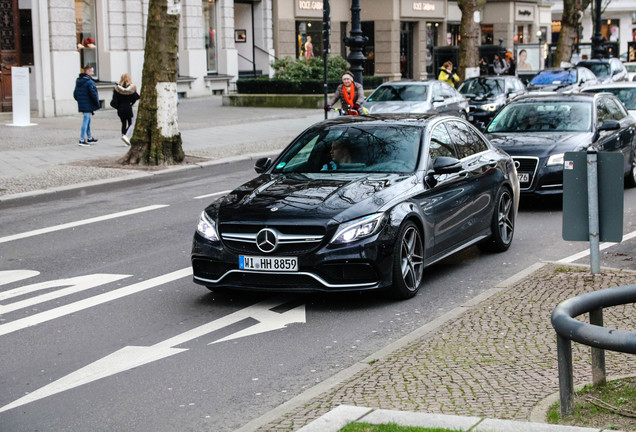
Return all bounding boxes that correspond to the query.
[191,231,395,293]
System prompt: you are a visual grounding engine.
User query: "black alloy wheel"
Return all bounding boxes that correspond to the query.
[478,187,514,253]
[391,221,424,299]
[626,155,636,188]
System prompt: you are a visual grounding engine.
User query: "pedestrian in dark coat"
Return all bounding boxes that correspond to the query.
[73,65,100,146]
[110,73,140,146]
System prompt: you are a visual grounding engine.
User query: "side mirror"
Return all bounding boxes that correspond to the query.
[431,156,462,174]
[254,157,272,174]
[598,119,620,131]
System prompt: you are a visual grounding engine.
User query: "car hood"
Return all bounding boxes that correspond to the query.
[214,172,417,223]
[366,101,433,114]
[486,132,593,156]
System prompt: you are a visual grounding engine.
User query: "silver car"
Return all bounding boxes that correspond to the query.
[364,80,469,118]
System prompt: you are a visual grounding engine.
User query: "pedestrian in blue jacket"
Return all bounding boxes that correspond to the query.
[73,65,100,146]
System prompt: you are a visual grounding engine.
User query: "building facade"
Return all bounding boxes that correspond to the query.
[2,0,555,117]
[550,0,636,61]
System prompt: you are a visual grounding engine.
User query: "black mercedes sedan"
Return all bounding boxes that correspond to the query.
[457,75,527,126]
[192,115,519,299]
[486,93,636,197]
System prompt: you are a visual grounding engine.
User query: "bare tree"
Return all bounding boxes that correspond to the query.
[122,0,184,166]
[553,0,592,66]
[457,0,487,80]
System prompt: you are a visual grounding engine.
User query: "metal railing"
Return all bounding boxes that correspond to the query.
[551,284,636,415]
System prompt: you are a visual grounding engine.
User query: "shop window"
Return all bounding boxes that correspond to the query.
[551,21,561,44]
[362,21,374,76]
[602,19,619,42]
[447,24,460,46]
[202,0,218,73]
[481,24,493,45]
[75,0,98,78]
[296,21,322,59]
[516,26,524,44]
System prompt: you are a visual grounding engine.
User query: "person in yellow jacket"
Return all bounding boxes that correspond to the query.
[438,61,460,88]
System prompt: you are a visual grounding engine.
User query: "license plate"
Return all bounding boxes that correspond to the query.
[518,172,531,183]
[239,255,298,272]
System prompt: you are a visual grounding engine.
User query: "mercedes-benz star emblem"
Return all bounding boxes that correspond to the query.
[256,228,278,253]
[271,207,278,212]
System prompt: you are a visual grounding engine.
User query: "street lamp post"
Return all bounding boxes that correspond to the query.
[343,0,367,85]
[591,0,605,59]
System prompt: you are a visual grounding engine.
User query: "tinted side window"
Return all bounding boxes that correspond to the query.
[446,121,488,159]
[596,98,613,125]
[605,97,628,120]
[429,123,457,163]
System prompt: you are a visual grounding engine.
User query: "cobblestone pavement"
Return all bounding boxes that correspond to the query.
[253,263,636,431]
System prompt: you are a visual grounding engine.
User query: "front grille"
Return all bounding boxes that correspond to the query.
[219,224,326,255]
[512,156,539,190]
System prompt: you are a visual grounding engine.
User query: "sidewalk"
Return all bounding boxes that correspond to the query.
[0,96,323,199]
[1,97,635,432]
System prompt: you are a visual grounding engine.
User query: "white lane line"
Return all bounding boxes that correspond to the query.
[558,229,636,264]
[0,205,169,244]
[0,267,191,337]
[193,190,231,200]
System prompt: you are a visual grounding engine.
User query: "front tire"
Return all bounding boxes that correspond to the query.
[390,221,424,299]
[625,155,636,188]
[478,187,514,253]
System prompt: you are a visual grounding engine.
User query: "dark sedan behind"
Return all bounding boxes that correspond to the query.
[486,93,636,197]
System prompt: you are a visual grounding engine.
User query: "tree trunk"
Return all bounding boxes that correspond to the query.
[457,0,486,80]
[121,0,184,166]
[554,0,591,66]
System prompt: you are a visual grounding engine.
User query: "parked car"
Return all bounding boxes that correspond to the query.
[485,93,636,197]
[526,67,599,93]
[192,115,519,299]
[364,80,469,118]
[582,82,636,118]
[457,76,527,127]
[576,58,629,83]
[624,62,636,81]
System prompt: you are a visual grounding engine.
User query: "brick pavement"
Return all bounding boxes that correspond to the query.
[253,263,636,431]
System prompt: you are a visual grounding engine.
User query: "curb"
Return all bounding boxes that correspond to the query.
[0,149,282,203]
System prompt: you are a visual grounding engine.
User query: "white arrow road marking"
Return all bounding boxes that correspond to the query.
[0,268,191,337]
[0,270,40,286]
[0,205,169,244]
[0,274,131,315]
[0,297,305,413]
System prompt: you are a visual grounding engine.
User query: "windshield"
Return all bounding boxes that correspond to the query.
[579,63,611,78]
[272,124,422,174]
[487,101,592,133]
[530,70,577,86]
[458,78,504,97]
[367,85,429,102]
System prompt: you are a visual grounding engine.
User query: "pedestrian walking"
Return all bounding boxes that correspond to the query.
[438,61,460,87]
[110,73,140,146]
[73,65,100,147]
[492,54,508,75]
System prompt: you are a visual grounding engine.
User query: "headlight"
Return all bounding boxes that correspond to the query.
[547,153,565,166]
[481,103,500,112]
[196,211,220,242]
[331,213,384,244]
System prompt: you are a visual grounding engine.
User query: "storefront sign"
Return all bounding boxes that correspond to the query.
[515,4,534,21]
[295,0,323,18]
[401,0,445,18]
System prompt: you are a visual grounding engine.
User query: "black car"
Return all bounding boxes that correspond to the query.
[192,115,519,299]
[457,76,527,126]
[526,67,599,93]
[576,59,628,83]
[486,93,636,197]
